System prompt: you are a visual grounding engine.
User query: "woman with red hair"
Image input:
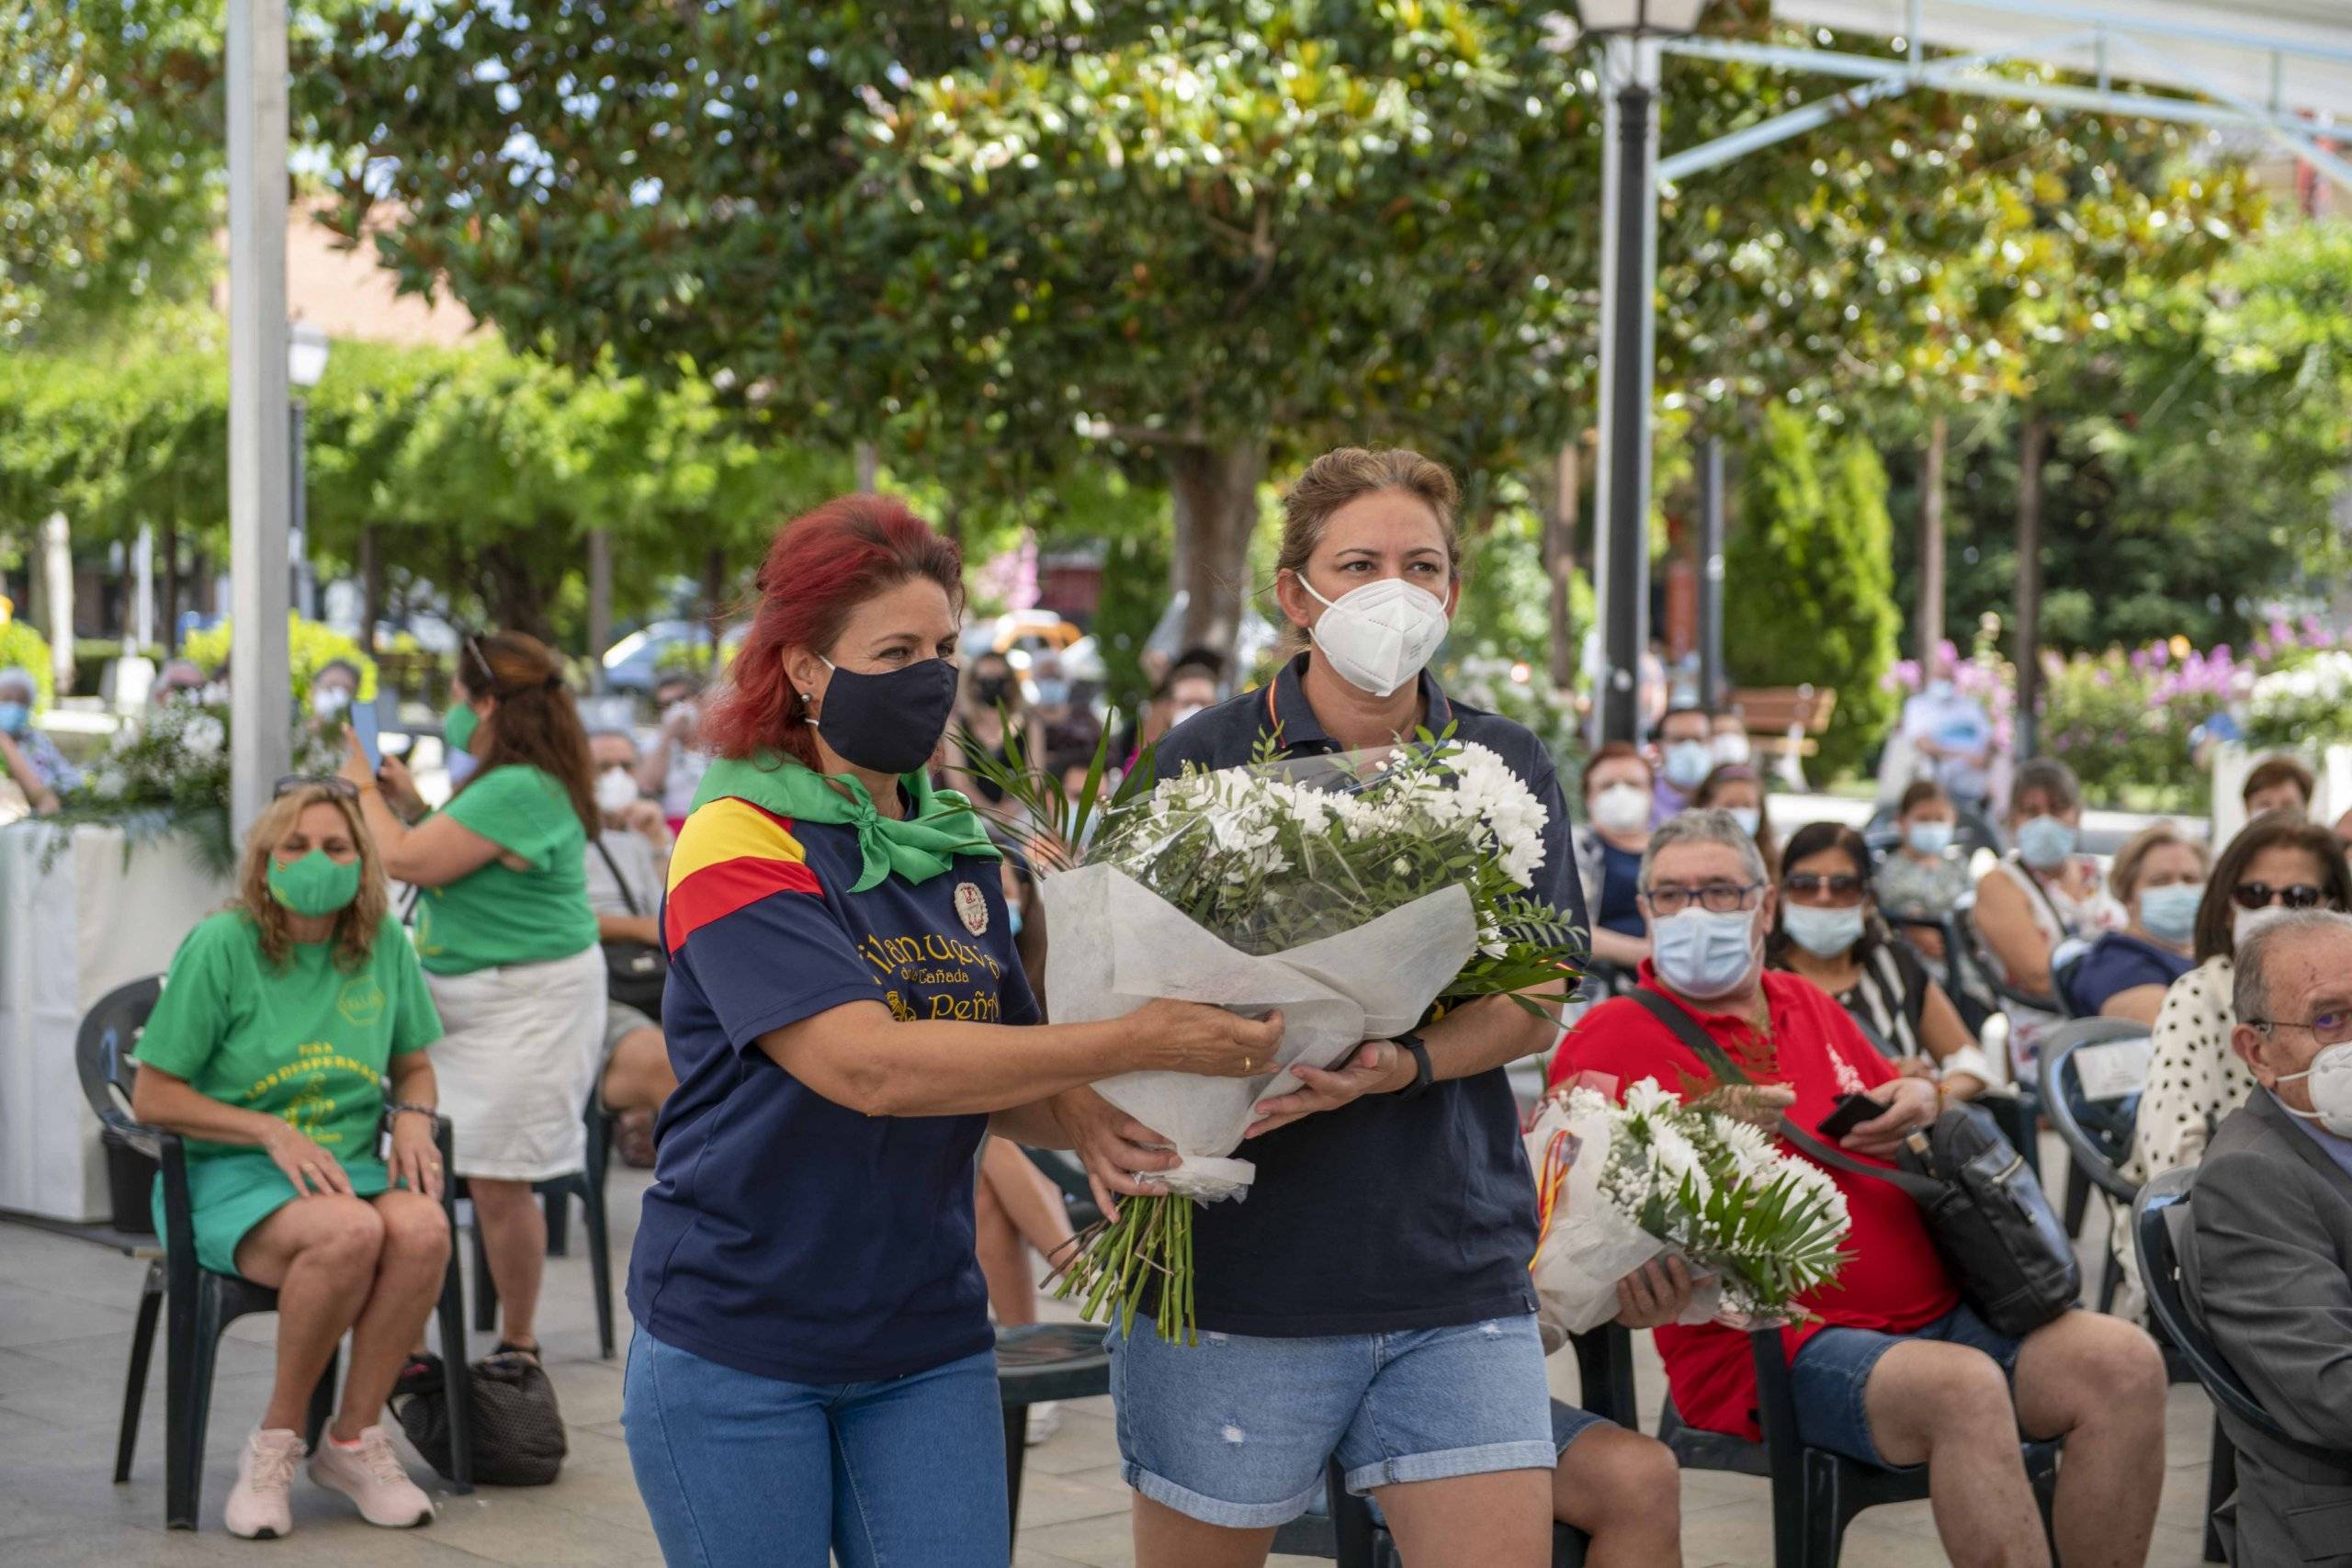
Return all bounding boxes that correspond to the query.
[621,493,1282,1568]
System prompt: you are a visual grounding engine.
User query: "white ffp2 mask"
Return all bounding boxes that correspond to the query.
[1297,575,1451,697]
[2278,1043,2352,1137]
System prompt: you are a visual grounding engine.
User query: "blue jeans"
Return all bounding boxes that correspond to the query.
[623,1326,1008,1568]
[1108,1313,1555,1529]
[1789,1302,2029,1469]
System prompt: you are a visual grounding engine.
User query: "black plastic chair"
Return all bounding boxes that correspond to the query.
[463,1093,616,1359]
[2133,1168,2352,1563]
[1657,1327,2060,1568]
[1268,1327,1623,1568]
[995,1321,1110,1551]
[2040,1019,2151,1312]
[75,976,474,1529]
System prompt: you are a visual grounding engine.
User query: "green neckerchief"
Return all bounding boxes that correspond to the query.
[692,752,1001,894]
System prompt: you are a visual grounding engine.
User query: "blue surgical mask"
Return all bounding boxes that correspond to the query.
[1727,807,1762,838]
[0,701,27,737]
[1782,902,1866,959]
[2016,815,2077,870]
[2139,883,2203,946]
[1651,907,1761,1000]
[1905,821,1955,856]
[1663,740,1713,791]
[1006,905,1024,939]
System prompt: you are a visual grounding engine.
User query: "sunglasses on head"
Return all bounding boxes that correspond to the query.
[274,774,357,801]
[2230,881,2331,911]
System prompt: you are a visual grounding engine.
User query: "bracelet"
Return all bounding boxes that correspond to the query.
[386,1101,437,1124]
[1395,1033,1435,1100]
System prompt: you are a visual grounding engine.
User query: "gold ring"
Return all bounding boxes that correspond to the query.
[1245,1056,1255,1071]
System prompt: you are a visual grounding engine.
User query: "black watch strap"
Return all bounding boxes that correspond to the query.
[1396,1032,1434,1100]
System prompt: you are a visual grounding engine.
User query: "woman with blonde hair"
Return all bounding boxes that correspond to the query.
[1074,448,1686,1568]
[130,779,447,1540]
[343,630,605,1369]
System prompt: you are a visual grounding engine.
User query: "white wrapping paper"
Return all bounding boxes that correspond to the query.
[1525,1094,1720,1349]
[1040,863,1478,1199]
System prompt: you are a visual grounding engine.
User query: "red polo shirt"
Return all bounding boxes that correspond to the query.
[1549,964,1959,1441]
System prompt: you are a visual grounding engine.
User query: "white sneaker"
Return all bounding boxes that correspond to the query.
[308,1425,435,1529]
[224,1427,304,1540]
[1024,1401,1062,1447]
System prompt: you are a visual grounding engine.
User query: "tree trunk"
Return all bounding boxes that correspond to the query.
[703,545,728,651]
[359,524,383,660]
[1917,411,1948,663]
[854,443,880,492]
[160,513,182,653]
[2014,412,2046,759]
[1167,443,1264,665]
[586,527,613,691]
[481,545,553,645]
[1539,436,1584,692]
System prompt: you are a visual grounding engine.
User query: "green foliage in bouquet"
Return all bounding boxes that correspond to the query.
[48,705,345,873]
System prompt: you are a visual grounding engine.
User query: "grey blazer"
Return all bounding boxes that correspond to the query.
[2185,1089,2352,1565]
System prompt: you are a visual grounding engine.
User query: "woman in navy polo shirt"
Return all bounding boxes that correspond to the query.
[1057,448,1619,1568]
[622,495,1281,1568]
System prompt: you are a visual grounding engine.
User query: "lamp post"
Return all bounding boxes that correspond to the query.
[287,321,330,624]
[1579,0,1710,745]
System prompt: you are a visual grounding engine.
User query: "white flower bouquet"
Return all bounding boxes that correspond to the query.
[968,726,1584,1343]
[1527,1078,1854,1343]
[51,704,345,872]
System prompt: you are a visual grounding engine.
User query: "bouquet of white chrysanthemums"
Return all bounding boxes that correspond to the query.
[971,727,1583,1344]
[1527,1079,1855,1343]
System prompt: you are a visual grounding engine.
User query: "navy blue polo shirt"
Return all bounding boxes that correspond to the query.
[2064,931,2193,1018]
[1148,653,1590,1337]
[627,793,1037,1384]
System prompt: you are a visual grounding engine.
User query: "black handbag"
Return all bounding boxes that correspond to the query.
[594,837,668,1016]
[1626,989,2079,1337]
[391,1351,569,1486]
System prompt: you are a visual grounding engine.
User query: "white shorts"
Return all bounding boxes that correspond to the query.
[426,946,608,1182]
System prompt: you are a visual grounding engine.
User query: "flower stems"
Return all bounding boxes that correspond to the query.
[1050,1191,1198,1345]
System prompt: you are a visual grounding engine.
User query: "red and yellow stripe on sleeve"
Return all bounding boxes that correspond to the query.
[663,797,823,953]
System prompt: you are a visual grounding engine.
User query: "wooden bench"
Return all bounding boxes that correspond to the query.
[1726,684,1838,790]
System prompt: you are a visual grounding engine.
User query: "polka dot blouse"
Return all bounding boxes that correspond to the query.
[2123,953,2256,1186]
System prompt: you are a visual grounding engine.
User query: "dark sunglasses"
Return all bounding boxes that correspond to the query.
[1782,872,1866,902]
[2230,881,2332,911]
[274,774,358,800]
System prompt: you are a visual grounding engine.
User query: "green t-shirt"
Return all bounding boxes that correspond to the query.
[132,911,443,1163]
[413,763,599,975]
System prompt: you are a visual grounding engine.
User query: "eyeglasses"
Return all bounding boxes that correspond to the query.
[2246,1010,2352,1047]
[273,774,357,800]
[1782,872,1866,906]
[1641,881,1764,918]
[2230,882,2332,912]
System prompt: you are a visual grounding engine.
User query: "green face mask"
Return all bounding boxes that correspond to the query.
[444,698,481,756]
[267,848,363,918]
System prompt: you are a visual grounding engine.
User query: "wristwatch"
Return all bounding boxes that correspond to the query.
[1395,1033,1434,1100]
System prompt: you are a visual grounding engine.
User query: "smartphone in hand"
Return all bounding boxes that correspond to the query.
[1816,1091,1882,1140]
[351,704,383,772]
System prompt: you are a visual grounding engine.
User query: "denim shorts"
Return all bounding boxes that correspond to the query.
[1107,1313,1556,1529]
[1789,1302,2027,1469]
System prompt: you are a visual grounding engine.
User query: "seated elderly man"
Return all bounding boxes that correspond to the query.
[2185,908,2352,1567]
[0,665,76,816]
[1552,810,2167,1568]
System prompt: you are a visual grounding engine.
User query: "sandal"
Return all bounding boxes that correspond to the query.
[488,1340,542,1367]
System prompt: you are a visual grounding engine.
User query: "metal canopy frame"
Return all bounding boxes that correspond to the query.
[1589,0,2352,749]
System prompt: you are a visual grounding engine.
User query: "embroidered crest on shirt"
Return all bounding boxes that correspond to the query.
[955,881,989,936]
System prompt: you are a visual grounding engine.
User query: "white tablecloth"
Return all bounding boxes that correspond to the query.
[0,821,233,1221]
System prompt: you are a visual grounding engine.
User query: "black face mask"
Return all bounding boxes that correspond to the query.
[814,657,960,776]
[972,673,1009,707]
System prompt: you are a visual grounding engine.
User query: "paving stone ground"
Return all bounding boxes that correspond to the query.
[0,1148,2221,1566]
